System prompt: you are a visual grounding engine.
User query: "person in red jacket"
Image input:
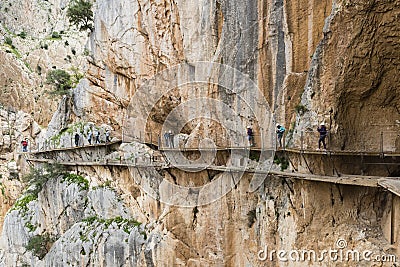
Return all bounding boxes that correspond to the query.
[21,138,28,152]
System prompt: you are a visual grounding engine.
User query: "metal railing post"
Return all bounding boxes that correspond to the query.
[328,130,331,151]
[300,131,304,152]
[260,130,264,150]
[380,131,384,156]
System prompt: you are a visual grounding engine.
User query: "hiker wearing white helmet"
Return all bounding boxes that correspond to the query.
[317,122,328,150]
[276,123,286,148]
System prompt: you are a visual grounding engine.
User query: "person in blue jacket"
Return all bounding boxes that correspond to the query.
[317,122,328,150]
[247,126,255,147]
[276,124,286,148]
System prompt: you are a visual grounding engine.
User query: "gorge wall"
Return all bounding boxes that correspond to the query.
[1,0,400,266]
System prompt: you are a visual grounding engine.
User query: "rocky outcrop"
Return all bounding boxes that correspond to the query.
[0,171,148,266]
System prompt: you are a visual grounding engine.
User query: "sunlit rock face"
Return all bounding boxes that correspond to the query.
[1,0,400,265]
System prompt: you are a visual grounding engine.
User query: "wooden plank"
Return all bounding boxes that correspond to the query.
[378,179,400,197]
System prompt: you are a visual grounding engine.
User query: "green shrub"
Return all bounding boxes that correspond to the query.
[22,164,66,197]
[67,0,94,32]
[274,156,289,171]
[26,233,54,259]
[46,69,72,95]
[82,216,143,235]
[5,37,12,46]
[10,194,37,213]
[294,104,308,115]
[25,221,37,232]
[62,173,89,191]
[51,31,61,39]
[18,31,27,39]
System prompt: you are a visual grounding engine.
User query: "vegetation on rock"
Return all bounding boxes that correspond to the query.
[62,173,89,191]
[46,69,72,96]
[67,0,94,32]
[82,215,144,236]
[26,233,55,260]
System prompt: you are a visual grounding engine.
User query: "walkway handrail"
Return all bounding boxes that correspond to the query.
[283,130,399,154]
[23,128,399,155]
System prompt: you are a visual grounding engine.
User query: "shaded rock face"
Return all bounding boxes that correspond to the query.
[294,0,400,152]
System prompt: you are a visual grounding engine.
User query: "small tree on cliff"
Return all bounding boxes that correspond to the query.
[66,0,94,32]
[46,69,72,96]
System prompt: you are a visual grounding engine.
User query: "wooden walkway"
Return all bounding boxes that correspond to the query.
[279,147,400,157]
[378,179,400,197]
[26,157,383,188]
[25,157,164,168]
[22,140,400,192]
[24,138,400,157]
[160,147,400,156]
[163,165,381,188]
[26,140,122,155]
[160,147,275,152]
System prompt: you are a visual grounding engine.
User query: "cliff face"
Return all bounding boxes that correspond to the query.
[0,164,394,266]
[1,0,400,265]
[0,0,88,125]
[84,0,333,128]
[295,0,400,152]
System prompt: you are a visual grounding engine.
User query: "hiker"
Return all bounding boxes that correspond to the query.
[168,130,174,148]
[74,132,80,146]
[247,126,254,147]
[95,130,101,144]
[21,138,28,152]
[105,130,111,143]
[317,122,328,150]
[88,130,93,145]
[276,124,286,148]
[163,131,170,148]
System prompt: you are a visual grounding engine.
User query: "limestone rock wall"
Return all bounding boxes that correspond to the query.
[293,0,400,151]
[1,164,393,266]
[0,172,148,266]
[83,0,334,133]
[1,0,400,265]
[0,0,88,125]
